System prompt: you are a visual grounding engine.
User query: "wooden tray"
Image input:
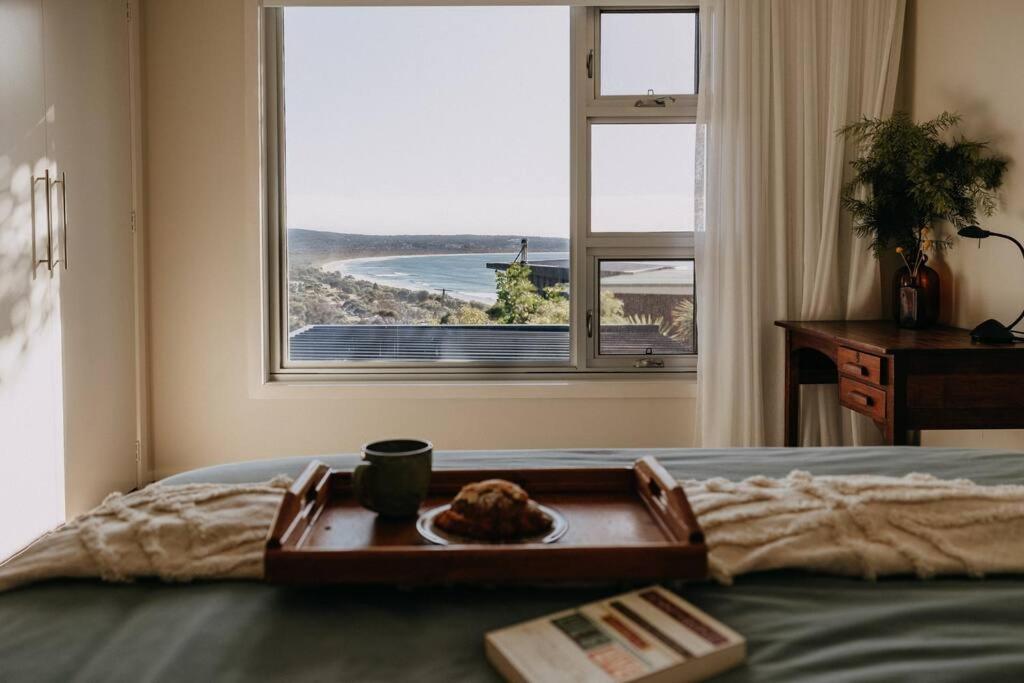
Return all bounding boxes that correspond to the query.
[264,456,707,584]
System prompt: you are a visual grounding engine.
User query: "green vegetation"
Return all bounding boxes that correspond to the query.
[669,299,695,347]
[487,264,573,325]
[488,263,545,323]
[620,299,695,349]
[286,231,575,330]
[289,261,574,329]
[532,283,570,324]
[484,262,695,349]
[840,111,1008,257]
[440,306,492,325]
[288,265,484,330]
[288,248,694,352]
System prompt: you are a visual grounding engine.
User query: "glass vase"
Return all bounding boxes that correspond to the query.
[891,255,940,328]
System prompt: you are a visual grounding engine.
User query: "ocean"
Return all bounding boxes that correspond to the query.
[324,252,570,304]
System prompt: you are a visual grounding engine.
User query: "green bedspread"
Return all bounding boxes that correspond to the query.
[1,447,1022,682]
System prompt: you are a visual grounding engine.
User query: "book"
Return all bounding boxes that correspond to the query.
[485,586,745,683]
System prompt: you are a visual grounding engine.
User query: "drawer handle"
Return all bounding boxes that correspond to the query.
[848,390,873,407]
[842,362,868,376]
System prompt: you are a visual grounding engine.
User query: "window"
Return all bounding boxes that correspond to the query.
[597,259,695,356]
[590,123,696,232]
[263,5,698,378]
[598,10,698,96]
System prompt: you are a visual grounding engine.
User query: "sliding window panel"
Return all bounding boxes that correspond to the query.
[279,6,571,367]
[596,258,695,357]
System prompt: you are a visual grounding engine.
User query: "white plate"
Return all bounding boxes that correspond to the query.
[416,503,569,545]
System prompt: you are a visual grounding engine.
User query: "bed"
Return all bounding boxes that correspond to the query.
[1,447,1023,682]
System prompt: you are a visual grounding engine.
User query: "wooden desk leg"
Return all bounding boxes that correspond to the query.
[784,331,800,447]
[885,428,918,446]
[885,428,921,446]
[884,359,914,446]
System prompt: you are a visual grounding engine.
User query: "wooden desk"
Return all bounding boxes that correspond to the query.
[776,320,1024,446]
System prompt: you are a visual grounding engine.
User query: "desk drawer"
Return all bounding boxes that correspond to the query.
[837,347,885,386]
[839,377,886,422]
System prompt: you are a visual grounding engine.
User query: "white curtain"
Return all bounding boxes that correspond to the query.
[695,0,906,447]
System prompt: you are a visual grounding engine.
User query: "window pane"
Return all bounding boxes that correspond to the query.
[599,11,696,96]
[590,124,696,232]
[598,260,695,356]
[281,7,570,364]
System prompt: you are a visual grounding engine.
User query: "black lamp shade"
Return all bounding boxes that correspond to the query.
[958,225,991,239]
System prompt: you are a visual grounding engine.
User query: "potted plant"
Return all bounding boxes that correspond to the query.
[839,112,1008,328]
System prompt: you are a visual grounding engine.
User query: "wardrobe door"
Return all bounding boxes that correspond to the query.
[0,0,67,558]
[43,0,138,515]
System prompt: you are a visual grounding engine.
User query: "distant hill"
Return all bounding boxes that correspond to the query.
[288,229,570,266]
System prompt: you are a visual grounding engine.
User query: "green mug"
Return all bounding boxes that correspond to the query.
[352,439,433,517]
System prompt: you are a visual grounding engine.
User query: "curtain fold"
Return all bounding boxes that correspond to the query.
[695,0,906,447]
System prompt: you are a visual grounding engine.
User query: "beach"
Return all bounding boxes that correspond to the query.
[323,251,569,305]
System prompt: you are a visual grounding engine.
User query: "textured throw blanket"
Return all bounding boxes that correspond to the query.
[0,477,291,593]
[3,470,1024,592]
[684,470,1024,584]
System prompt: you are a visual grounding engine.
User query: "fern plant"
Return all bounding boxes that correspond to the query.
[839,111,1008,258]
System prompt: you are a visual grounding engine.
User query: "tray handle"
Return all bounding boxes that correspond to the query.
[634,456,705,546]
[267,460,332,549]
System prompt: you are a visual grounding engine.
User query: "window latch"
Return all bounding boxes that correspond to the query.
[586,309,594,338]
[586,49,594,79]
[634,90,676,108]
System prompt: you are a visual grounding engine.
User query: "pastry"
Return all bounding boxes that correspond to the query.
[435,479,553,541]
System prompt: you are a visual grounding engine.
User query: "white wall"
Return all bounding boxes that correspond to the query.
[141,0,695,479]
[901,0,1024,449]
[142,0,1024,477]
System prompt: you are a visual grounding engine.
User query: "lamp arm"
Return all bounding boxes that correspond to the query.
[986,230,1024,331]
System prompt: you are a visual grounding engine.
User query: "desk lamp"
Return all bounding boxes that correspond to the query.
[957,225,1024,343]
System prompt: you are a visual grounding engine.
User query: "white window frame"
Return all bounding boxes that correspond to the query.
[588,7,699,105]
[262,3,698,381]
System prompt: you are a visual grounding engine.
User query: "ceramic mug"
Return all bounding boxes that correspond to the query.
[352,439,433,517]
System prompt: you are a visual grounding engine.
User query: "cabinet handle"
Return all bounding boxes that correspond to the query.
[52,172,68,270]
[31,170,55,271]
[848,390,873,407]
[842,362,867,376]
[30,173,44,269]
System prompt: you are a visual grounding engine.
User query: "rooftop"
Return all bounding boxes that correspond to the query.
[288,324,691,362]
[601,268,695,295]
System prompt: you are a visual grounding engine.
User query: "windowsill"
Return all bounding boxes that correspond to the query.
[251,373,697,400]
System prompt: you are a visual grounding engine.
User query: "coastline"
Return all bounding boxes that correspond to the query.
[322,253,497,305]
[319,250,569,306]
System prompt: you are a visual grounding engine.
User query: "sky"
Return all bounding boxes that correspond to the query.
[283,6,696,237]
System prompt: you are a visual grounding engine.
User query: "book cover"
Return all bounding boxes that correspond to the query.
[486,586,745,683]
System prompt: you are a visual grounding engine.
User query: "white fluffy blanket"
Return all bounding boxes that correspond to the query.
[0,477,291,593]
[684,470,1024,584]
[3,470,1024,592]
